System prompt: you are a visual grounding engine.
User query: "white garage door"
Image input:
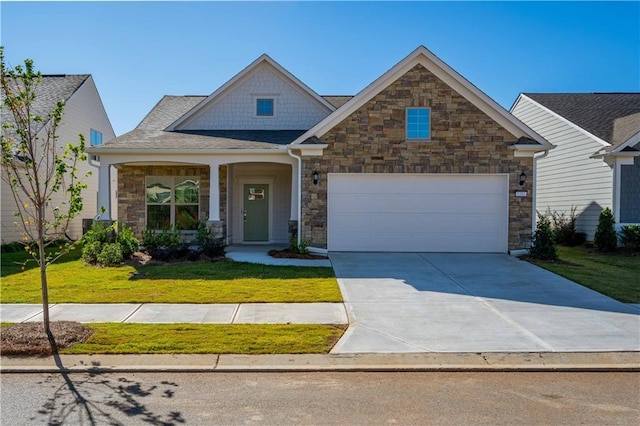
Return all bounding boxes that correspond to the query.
[327,174,509,253]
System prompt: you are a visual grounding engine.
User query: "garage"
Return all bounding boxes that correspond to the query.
[327,174,509,253]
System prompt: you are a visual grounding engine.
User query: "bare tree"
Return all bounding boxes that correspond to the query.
[1,47,89,336]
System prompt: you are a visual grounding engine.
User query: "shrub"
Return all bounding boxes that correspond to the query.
[619,225,640,251]
[96,243,124,266]
[142,226,181,250]
[542,207,587,246]
[529,215,557,260]
[289,236,309,255]
[594,208,617,252]
[1,241,24,253]
[117,223,139,259]
[196,223,225,257]
[81,241,102,264]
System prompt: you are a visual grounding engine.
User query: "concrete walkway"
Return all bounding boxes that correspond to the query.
[330,252,640,354]
[226,245,332,267]
[0,303,347,324]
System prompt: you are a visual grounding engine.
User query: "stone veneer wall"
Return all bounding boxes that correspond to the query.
[118,165,228,238]
[300,64,533,251]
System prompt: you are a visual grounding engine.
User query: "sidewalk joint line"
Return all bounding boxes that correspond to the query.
[122,304,144,323]
[230,304,241,324]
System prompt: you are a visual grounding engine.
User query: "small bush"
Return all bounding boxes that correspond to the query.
[542,207,587,246]
[619,225,640,251]
[1,241,24,253]
[96,243,124,266]
[81,241,102,264]
[529,215,557,260]
[142,226,181,250]
[117,223,139,259]
[289,236,309,255]
[196,223,225,257]
[594,208,617,252]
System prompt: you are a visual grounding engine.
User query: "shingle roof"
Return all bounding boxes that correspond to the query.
[524,93,640,146]
[1,74,90,134]
[98,94,328,150]
[321,96,354,109]
[612,112,640,150]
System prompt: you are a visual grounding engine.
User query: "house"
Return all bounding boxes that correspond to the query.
[1,74,115,243]
[88,46,552,254]
[511,93,640,239]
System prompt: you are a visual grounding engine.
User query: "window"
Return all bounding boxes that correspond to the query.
[406,108,430,140]
[90,129,103,146]
[146,177,200,230]
[256,98,274,116]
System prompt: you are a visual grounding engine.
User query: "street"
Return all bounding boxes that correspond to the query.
[1,371,638,425]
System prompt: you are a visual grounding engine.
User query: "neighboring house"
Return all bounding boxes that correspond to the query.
[88,46,552,254]
[511,93,640,240]
[1,74,115,243]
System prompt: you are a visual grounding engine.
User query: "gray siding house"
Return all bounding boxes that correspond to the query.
[1,74,115,243]
[511,93,640,239]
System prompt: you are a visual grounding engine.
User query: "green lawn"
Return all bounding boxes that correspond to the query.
[1,250,342,303]
[530,245,640,303]
[60,323,346,354]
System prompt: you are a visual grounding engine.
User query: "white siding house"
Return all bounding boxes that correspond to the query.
[511,93,640,240]
[1,75,115,243]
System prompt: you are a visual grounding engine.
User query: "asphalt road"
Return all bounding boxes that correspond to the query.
[1,372,638,425]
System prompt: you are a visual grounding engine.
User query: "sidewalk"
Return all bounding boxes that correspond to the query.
[0,303,348,324]
[2,352,638,373]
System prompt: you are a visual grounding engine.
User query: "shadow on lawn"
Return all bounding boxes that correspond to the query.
[32,340,185,425]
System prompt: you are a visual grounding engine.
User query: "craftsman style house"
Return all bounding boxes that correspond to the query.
[88,46,552,253]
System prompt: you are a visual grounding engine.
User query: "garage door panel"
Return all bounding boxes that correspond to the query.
[330,193,504,214]
[327,174,508,253]
[330,213,503,233]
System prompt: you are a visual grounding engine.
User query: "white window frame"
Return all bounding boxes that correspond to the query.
[406,107,431,141]
[253,94,278,118]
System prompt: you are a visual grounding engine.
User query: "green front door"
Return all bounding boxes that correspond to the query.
[243,184,269,241]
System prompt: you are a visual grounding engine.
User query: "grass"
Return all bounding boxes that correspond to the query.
[1,249,342,303]
[59,323,346,354]
[529,245,640,303]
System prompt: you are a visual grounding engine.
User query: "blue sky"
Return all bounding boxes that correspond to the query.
[1,1,638,136]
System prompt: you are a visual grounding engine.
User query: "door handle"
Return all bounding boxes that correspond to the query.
[243,210,247,222]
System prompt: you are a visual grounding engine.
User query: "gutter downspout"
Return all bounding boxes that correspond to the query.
[287,148,302,246]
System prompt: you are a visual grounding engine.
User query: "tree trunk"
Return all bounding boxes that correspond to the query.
[37,205,51,336]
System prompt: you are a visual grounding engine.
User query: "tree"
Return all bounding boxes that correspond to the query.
[594,207,617,252]
[1,47,88,336]
[529,214,557,260]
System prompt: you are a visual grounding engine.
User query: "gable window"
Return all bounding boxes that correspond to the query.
[256,98,274,116]
[406,108,430,140]
[90,129,103,146]
[146,177,200,230]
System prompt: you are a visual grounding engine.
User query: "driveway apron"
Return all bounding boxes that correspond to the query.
[329,253,640,353]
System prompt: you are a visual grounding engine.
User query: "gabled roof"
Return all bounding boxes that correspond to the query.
[1,74,90,134]
[523,93,640,147]
[292,46,551,148]
[96,95,304,151]
[166,54,335,131]
[612,112,640,151]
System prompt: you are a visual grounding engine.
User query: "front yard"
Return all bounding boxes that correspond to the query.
[0,251,342,304]
[528,245,640,303]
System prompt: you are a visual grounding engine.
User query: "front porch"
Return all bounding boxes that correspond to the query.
[96,154,300,246]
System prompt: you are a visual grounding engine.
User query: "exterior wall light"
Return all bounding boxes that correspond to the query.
[312,170,319,185]
[519,172,527,186]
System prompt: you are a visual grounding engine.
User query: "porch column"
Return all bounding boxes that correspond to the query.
[97,163,111,220]
[208,161,220,222]
[290,161,299,220]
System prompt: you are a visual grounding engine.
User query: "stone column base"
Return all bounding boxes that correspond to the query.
[288,220,298,242]
[206,220,226,240]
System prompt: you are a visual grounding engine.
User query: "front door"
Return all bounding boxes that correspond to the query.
[243,184,269,241]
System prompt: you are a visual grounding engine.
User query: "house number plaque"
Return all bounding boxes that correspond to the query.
[515,190,528,198]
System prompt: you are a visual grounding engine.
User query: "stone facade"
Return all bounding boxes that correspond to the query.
[118,164,228,238]
[299,64,533,251]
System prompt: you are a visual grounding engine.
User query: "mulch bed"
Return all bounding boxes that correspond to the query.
[268,249,328,260]
[520,255,581,267]
[0,321,93,357]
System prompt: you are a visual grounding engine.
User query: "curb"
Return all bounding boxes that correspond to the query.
[2,352,638,373]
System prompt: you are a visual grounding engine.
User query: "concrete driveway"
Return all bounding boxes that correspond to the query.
[329,253,640,353]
